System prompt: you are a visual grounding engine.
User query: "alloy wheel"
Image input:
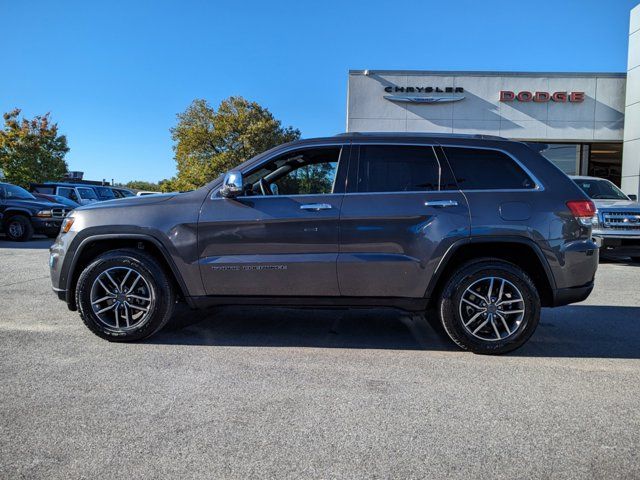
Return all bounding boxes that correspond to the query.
[89,267,155,331]
[458,276,525,342]
[8,221,24,238]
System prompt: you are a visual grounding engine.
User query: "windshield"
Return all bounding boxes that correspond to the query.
[1,184,36,200]
[78,188,98,200]
[94,187,115,199]
[573,178,629,200]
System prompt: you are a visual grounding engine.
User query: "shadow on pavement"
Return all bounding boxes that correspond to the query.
[150,304,640,359]
[0,235,53,249]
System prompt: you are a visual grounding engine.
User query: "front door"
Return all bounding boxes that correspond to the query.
[338,144,470,298]
[198,144,348,297]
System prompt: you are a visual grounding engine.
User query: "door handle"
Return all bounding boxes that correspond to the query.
[424,200,459,208]
[300,203,332,211]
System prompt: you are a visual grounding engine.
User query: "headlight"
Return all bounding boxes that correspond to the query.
[592,213,599,227]
[35,209,52,218]
[61,217,75,234]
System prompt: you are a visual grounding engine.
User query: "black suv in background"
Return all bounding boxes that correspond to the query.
[0,182,71,241]
[49,133,598,354]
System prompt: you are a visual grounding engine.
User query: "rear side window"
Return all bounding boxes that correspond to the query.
[443,147,536,190]
[356,145,441,192]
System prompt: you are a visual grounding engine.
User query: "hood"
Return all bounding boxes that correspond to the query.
[75,193,178,211]
[592,199,640,210]
[6,199,68,210]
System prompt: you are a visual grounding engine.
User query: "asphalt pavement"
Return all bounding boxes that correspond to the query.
[1,237,639,479]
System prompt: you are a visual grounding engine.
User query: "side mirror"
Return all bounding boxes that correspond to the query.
[629,194,638,201]
[220,170,244,198]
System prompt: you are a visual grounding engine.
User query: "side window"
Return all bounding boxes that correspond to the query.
[244,146,342,196]
[443,147,536,190]
[78,188,98,200]
[58,187,78,201]
[356,145,440,193]
[34,186,55,194]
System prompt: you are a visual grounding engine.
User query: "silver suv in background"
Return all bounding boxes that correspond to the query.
[571,176,640,262]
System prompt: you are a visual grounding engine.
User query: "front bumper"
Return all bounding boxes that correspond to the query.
[593,234,640,257]
[32,217,63,234]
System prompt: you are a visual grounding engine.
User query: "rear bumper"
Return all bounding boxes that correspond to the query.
[552,281,594,307]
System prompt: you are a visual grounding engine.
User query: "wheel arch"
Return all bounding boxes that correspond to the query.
[65,233,190,311]
[426,237,557,308]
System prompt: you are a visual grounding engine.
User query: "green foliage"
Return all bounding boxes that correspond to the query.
[0,109,69,188]
[276,162,336,195]
[167,97,300,190]
[125,180,162,192]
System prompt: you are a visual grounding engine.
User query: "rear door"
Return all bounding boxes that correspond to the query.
[198,144,349,297]
[338,143,470,298]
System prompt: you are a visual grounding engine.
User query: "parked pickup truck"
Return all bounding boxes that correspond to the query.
[571,176,640,262]
[1,182,71,241]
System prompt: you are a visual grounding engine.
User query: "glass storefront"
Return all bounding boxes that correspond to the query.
[527,143,581,175]
[588,143,623,186]
[526,142,623,186]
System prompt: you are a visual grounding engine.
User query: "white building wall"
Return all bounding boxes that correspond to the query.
[622,4,640,198]
[347,71,625,143]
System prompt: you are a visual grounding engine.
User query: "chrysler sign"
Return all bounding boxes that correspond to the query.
[500,91,585,103]
[383,86,465,104]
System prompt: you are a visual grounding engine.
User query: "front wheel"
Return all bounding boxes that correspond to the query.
[439,259,540,355]
[631,257,640,263]
[4,215,34,241]
[76,249,175,341]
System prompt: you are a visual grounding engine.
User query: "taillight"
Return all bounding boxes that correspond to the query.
[566,200,596,226]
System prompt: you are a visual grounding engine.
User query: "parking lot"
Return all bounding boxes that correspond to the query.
[1,238,639,479]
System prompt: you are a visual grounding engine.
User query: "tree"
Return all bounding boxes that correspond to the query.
[167,97,300,191]
[0,109,69,187]
[125,180,162,192]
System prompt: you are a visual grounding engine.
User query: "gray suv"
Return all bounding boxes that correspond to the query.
[49,133,599,354]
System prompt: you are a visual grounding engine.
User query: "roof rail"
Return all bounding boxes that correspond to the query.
[334,132,508,141]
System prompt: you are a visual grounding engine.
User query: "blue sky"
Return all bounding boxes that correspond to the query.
[1,0,638,183]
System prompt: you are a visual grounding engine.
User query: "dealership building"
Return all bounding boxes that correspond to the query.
[346,6,640,197]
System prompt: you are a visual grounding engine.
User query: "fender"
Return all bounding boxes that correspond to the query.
[424,235,558,299]
[61,230,191,307]
[1,207,34,221]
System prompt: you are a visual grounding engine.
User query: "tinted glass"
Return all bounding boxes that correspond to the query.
[33,186,55,194]
[58,187,78,201]
[78,188,98,200]
[443,147,535,190]
[95,187,116,199]
[573,178,628,200]
[2,184,35,200]
[357,145,440,192]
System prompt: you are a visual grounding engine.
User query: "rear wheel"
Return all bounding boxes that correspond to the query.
[4,215,33,241]
[76,249,175,341]
[439,259,540,354]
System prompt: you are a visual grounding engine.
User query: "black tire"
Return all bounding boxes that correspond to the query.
[439,258,541,355]
[4,215,34,241]
[75,248,175,342]
[631,257,640,263]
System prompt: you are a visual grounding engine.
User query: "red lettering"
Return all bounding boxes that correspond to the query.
[534,91,550,102]
[516,91,533,102]
[499,91,515,102]
[551,92,567,102]
[570,92,585,103]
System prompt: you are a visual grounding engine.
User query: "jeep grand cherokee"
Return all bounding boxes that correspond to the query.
[49,133,598,354]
